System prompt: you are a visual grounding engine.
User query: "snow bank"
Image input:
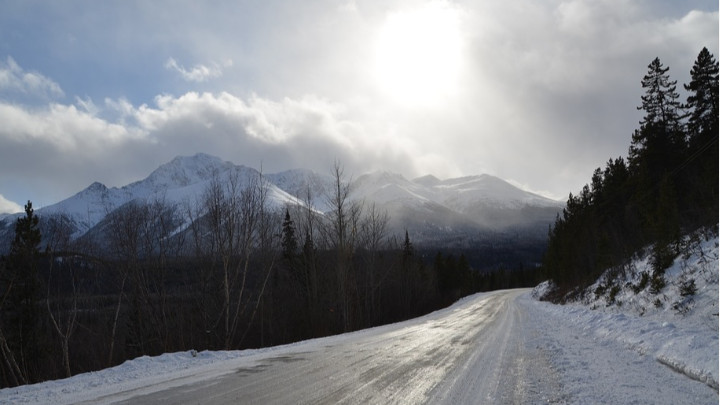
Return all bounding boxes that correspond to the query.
[533,229,719,390]
[0,350,253,405]
[0,292,489,405]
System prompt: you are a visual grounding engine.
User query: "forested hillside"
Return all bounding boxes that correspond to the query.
[542,48,718,300]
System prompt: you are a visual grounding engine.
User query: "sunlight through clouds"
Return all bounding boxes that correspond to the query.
[0,0,715,206]
[373,2,464,107]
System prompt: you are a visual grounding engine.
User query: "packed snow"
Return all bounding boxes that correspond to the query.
[534,228,719,392]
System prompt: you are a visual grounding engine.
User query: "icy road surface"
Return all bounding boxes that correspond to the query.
[78,289,714,404]
[4,289,715,404]
[105,290,555,405]
[90,290,558,405]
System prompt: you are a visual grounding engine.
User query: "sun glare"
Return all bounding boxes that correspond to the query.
[374,4,463,107]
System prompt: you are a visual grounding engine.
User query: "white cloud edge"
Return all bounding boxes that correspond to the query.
[0,193,23,214]
[164,57,232,83]
[0,56,64,99]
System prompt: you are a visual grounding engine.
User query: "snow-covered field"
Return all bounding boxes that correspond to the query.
[1,232,717,404]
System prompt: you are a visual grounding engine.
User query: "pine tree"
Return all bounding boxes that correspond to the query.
[630,57,685,173]
[542,51,718,301]
[2,201,42,384]
[629,58,686,237]
[402,230,413,260]
[684,47,719,142]
[637,57,683,129]
[683,47,719,225]
[9,201,41,260]
[281,209,298,261]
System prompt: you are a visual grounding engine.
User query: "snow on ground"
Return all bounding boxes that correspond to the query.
[0,350,247,405]
[1,230,717,404]
[534,228,719,391]
[0,294,493,405]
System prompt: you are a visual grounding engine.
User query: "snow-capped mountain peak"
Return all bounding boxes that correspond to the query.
[351,171,434,205]
[133,153,235,192]
[0,154,563,252]
[412,174,441,187]
[433,174,558,210]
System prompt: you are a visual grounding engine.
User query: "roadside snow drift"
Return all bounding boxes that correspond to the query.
[535,229,719,390]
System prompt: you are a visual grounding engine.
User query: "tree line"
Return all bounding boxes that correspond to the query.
[542,47,719,300]
[0,162,534,387]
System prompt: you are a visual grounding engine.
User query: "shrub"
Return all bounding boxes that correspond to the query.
[651,243,676,274]
[606,285,621,306]
[650,271,666,294]
[680,279,697,297]
[632,271,649,294]
[673,298,693,315]
[594,284,607,300]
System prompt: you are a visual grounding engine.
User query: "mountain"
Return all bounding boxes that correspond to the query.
[0,154,563,256]
[257,168,563,249]
[265,169,336,212]
[0,154,300,252]
[342,171,561,246]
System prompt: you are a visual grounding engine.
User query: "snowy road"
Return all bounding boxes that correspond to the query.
[94,290,560,404]
[6,288,716,404]
[88,290,558,405]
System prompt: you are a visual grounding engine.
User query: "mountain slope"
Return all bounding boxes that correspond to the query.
[345,171,562,240]
[0,154,299,252]
[0,154,562,253]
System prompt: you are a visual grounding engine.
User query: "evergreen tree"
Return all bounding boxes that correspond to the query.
[629,57,686,240]
[281,209,298,261]
[684,47,719,142]
[636,57,683,129]
[630,57,685,174]
[2,201,42,384]
[542,49,718,301]
[683,47,719,224]
[402,230,413,260]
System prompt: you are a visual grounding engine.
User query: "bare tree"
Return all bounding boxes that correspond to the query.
[45,214,79,378]
[324,161,363,332]
[294,185,321,333]
[137,197,184,352]
[238,171,279,347]
[0,261,26,386]
[105,201,146,357]
[358,202,389,323]
[198,168,278,349]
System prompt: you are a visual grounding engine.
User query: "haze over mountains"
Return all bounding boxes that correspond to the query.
[0,153,562,255]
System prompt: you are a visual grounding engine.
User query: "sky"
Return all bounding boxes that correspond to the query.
[0,0,717,213]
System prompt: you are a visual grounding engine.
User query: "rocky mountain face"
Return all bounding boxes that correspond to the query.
[0,154,562,256]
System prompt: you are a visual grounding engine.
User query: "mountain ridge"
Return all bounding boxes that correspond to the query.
[0,153,562,253]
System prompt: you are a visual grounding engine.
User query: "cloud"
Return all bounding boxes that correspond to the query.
[0,57,64,100]
[451,2,718,197]
[0,102,144,151]
[0,194,22,214]
[164,58,231,82]
[0,0,716,205]
[0,90,421,204]
[129,91,416,175]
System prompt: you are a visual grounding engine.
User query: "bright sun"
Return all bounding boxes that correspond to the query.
[373,4,463,107]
